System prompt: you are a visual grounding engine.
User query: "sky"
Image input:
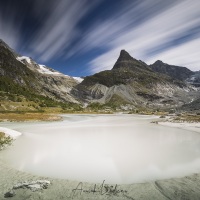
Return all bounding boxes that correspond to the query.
[0,0,200,77]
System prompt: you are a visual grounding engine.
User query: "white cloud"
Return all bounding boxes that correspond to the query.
[1,0,200,74]
[87,0,200,73]
[146,37,200,71]
[0,11,21,49]
[31,0,100,62]
[67,0,171,58]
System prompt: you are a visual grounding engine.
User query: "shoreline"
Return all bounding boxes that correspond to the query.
[1,159,200,199]
[0,113,63,123]
[158,121,200,133]
[0,127,22,139]
[1,117,200,199]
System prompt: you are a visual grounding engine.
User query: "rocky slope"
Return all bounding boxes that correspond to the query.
[187,71,200,87]
[1,39,199,112]
[0,40,79,103]
[149,60,194,81]
[14,55,80,103]
[181,98,200,111]
[0,40,85,112]
[72,50,197,110]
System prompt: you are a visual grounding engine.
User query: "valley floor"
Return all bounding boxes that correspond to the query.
[0,116,200,200]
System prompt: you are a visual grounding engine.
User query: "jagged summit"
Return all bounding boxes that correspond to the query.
[0,39,20,57]
[74,49,195,109]
[117,49,134,62]
[154,60,164,64]
[112,49,149,71]
[0,39,12,50]
[0,39,7,45]
[0,39,198,111]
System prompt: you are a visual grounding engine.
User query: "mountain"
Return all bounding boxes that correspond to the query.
[1,40,199,112]
[181,98,200,111]
[113,50,150,71]
[0,39,20,57]
[186,71,200,87]
[149,60,194,81]
[72,50,196,110]
[0,39,81,112]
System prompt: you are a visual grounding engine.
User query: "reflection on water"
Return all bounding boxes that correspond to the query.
[1,114,200,184]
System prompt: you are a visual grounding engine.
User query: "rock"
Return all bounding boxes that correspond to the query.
[13,180,51,191]
[0,39,79,105]
[4,190,16,198]
[160,115,166,118]
[28,184,42,192]
[149,60,194,81]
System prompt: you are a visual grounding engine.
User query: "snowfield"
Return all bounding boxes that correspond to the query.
[73,76,83,83]
[16,56,31,64]
[38,65,63,75]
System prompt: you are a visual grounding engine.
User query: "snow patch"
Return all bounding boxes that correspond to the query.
[38,65,63,75]
[73,77,83,83]
[16,56,31,64]
[190,77,196,81]
[0,127,22,139]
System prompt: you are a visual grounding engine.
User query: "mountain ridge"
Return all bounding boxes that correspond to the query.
[0,39,199,112]
[72,50,198,110]
[112,49,151,71]
[149,60,194,81]
[0,40,83,112]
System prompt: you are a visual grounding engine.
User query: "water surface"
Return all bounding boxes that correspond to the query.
[1,114,200,184]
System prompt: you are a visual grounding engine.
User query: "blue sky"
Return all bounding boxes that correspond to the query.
[0,0,200,77]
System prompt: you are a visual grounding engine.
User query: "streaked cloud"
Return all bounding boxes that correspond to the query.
[30,0,100,61]
[0,4,22,49]
[0,0,200,75]
[87,0,200,73]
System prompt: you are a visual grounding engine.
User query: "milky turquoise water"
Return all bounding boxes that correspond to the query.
[0,114,200,184]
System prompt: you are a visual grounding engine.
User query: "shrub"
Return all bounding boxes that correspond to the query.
[0,132,13,150]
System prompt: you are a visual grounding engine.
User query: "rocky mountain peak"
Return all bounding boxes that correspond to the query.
[0,39,11,50]
[154,60,164,65]
[0,39,7,45]
[112,50,150,71]
[149,60,194,81]
[117,49,134,62]
[0,39,20,57]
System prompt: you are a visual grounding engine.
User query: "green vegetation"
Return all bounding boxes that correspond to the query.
[0,45,82,113]
[78,66,185,89]
[0,77,78,108]
[107,94,129,106]
[86,94,130,112]
[0,76,82,113]
[0,113,62,122]
[173,114,200,122]
[0,132,13,150]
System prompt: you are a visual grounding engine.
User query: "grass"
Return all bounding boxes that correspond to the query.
[173,114,200,122]
[0,113,62,122]
[0,132,13,150]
